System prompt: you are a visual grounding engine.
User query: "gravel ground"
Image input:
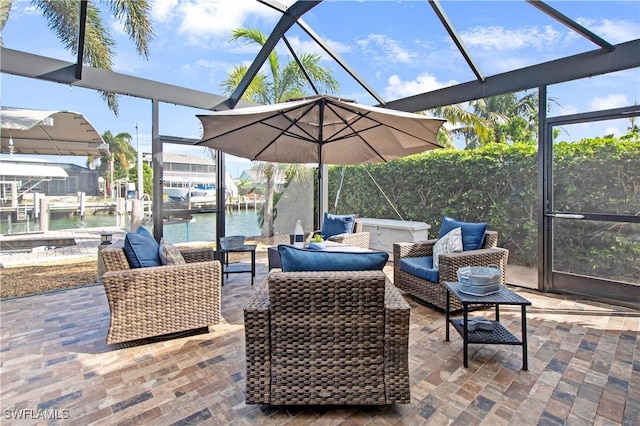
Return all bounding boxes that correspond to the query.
[0,237,285,299]
[1,260,98,299]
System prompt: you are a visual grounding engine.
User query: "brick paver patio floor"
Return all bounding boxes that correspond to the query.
[1,259,639,425]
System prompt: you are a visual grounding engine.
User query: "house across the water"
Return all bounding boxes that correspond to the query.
[143,152,217,205]
[0,156,100,201]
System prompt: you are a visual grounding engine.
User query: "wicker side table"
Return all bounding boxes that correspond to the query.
[444,281,531,370]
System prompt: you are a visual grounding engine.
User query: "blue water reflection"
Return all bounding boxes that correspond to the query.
[1,210,261,243]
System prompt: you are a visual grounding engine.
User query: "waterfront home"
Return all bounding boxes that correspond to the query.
[143,152,217,204]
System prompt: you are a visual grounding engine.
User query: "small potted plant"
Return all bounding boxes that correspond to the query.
[308,233,325,250]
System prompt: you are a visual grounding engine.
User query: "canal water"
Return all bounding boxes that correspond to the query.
[1,209,262,244]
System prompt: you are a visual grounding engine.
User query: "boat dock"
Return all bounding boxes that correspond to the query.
[0,226,126,267]
[1,194,263,220]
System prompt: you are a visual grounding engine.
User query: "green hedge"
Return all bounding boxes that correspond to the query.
[327,137,639,281]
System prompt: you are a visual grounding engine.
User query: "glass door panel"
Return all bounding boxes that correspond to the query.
[553,218,639,283]
[548,115,640,308]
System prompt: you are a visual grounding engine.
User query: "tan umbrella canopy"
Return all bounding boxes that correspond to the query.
[0,107,109,156]
[196,95,445,220]
[196,95,445,164]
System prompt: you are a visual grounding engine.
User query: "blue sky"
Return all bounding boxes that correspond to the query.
[1,0,639,175]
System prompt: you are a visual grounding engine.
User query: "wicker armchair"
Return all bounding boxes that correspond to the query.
[393,231,509,311]
[100,247,222,344]
[305,221,370,249]
[244,270,410,405]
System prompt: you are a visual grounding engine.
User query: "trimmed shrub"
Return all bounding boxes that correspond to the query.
[328,137,639,282]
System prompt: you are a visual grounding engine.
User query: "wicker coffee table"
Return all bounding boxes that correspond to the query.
[444,281,531,370]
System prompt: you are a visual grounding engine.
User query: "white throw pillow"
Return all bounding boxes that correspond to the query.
[159,237,186,266]
[432,227,463,269]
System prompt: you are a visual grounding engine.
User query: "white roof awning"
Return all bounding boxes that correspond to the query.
[0,162,68,179]
[0,107,109,157]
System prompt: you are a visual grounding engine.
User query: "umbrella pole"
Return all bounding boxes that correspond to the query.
[317,164,329,229]
[317,100,325,228]
[317,149,322,228]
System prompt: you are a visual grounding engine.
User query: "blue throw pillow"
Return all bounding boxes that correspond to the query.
[439,216,487,251]
[277,244,388,272]
[135,226,154,241]
[123,227,161,268]
[321,213,356,239]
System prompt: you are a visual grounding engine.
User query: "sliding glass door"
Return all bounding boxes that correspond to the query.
[542,106,640,309]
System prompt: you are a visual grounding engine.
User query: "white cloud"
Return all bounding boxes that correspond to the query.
[151,0,281,46]
[460,25,561,51]
[152,0,179,22]
[112,52,146,74]
[357,34,416,64]
[192,59,230,71]
[280,35,352,60]
[485,56,534,75]
[603,126,623,136]
[181,57,259,90]
[589,94,628,111]
[384,73,458,100]
[108,14,130,38]
[576,18,640,44]
[188,58,247,78]
[10,1,40,17]
[23,6,39,15]
[553,103,579,116]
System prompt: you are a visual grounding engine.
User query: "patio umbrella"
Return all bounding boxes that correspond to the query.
[195,95,445,220]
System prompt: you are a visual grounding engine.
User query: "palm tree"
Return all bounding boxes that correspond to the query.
[221,27,339,237]
[0,0,154,116]
[98,131,136,196]
[469,92,539,147]
[430,92,547,149]
[251,162,312,236]
[430,104,490,149]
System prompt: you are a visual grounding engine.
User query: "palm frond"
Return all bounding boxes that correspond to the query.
[28,0,153,116]
[0,0,12,45]
[297,53,339,94]
[107,0,154,59]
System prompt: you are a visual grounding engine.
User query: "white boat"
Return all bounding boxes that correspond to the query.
[164,184,216,204]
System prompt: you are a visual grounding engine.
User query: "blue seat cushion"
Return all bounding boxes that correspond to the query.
[278,244,388,272]
[321,213,356,239]
[123,227,162,268]
[399,256,439,283]
[439,216,487,251]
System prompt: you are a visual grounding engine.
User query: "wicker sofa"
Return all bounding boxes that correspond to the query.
[244,270,410,405]
[100,246,222,344]
[305,220,370,249]
[393,230,509,311]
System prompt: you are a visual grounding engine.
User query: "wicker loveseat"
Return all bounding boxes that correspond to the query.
[393,230,509,311]
[305,218,370,249]
[244,270,410,405]
[100,246,222,344]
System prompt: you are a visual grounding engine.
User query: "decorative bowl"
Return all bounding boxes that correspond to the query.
[457,266,502,296]
[220,235,245,250]
[457,266,501,285]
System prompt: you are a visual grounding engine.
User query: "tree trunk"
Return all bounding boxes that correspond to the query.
[262,170,275,237]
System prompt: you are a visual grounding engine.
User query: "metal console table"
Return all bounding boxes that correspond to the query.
[444,281,532,370]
